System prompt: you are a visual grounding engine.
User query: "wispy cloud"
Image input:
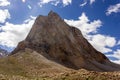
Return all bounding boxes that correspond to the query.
[80,1,87,7]
[28,5,32,9]
[106,3,120,15]
[80,0,96,7]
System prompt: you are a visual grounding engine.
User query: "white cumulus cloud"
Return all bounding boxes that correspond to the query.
[89,34,116,53]
[0,9,10,23]
[0,0,10,6]
[106,3,120,15]
[0,16,35,47]
[38,0,72,7]
[65,12,117,53]
[65,12,102,37]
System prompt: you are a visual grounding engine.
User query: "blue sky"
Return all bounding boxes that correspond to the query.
[0,0,120,64]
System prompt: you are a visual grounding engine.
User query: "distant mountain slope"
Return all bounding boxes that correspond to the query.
[11,11,120,71]
[0,48,8,57]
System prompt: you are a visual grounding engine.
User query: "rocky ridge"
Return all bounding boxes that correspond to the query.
[11,11,120,72]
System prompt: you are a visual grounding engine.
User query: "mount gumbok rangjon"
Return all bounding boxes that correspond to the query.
[11,11,120,72]
[1,11,120,79]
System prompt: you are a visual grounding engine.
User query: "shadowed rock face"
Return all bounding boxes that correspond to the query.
[11,11,120,71]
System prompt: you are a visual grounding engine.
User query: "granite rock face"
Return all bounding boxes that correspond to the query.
[12,11,120,71]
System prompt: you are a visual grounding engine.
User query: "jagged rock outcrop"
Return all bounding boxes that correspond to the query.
[11,11,120,71]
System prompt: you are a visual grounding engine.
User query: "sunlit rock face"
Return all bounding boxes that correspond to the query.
[12,11,120,71]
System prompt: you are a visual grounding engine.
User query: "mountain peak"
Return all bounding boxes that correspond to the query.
[11,11,120,71]
[48,10,61,21]
[48,10,55,15]
[48,10,59,16]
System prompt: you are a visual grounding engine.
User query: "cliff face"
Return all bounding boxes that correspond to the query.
[11,11,120,71]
